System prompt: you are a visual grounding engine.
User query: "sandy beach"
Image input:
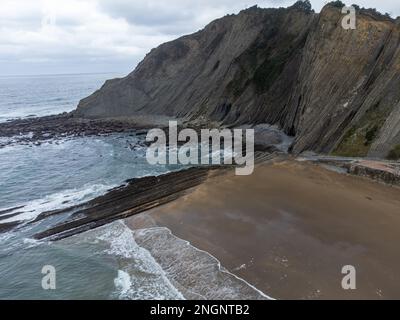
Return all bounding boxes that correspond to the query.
[126,159,400,299]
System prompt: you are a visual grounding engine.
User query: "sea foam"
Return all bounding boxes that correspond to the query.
[83,221,185,300]
[0,183,113,224]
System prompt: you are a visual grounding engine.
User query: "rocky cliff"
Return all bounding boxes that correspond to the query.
[74,2,400,159]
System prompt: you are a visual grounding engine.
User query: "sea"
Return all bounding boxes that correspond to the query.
[0,73,270,300]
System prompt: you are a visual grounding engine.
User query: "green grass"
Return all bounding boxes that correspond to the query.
[333,102,391,157]
[332,126,371,157]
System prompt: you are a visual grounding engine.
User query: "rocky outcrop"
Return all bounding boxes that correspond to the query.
[74,2,400,159]
[32,167,218,241]
[302,155,400,186]
[0,114,147,148]
[348,161,400,186]
[0,151,276,239]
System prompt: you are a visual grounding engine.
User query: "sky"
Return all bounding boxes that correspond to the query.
[0,0,399,76]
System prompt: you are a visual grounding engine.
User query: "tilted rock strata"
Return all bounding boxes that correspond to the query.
[75,4,400,159]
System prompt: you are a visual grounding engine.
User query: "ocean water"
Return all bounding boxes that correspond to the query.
[0,74,269,300]
[0,73,117,123]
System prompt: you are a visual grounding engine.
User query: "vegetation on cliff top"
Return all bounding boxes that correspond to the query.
[291,1,313,13]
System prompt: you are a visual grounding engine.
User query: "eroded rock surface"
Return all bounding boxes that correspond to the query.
[74,3,400,159]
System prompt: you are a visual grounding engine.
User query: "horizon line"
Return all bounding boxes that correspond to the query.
[0,71,125,78]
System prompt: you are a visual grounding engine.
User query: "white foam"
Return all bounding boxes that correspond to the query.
[94,221,185,300]
[134,227,275,300]
[87,222,274,300]
[114,270,133,299]
[22,237,43,249]
[0,183,113,223]
[0,231,17,242]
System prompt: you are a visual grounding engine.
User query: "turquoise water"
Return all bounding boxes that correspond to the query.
[0,74,186,300]
[0,74,269,300]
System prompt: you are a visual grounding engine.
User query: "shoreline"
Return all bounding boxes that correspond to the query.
[126,159,400,299]
[0,114,151,148]
[1,114,398,185]
[1,124,399,298]
[130,224,273,300]
[1,114,400,299]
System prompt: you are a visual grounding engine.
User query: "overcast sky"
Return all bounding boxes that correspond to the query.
[1,0,399,76]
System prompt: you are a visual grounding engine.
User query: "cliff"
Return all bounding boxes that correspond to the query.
[74,2,400,159]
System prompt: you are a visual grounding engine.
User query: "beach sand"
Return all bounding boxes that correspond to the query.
[126,159,400,299]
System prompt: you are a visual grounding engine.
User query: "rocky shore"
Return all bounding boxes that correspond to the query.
[0,113,149,148]
[22,167,223,240]
[301,155,400,187]
[128,159,400,299]
[74,3,400,159]
[0,149,275,238]
[0,113,398,242]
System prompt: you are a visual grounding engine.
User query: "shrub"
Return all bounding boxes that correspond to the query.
[329,1,345,8]
[291,1,312,13]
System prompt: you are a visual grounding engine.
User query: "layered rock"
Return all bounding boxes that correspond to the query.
[74,2,400,159]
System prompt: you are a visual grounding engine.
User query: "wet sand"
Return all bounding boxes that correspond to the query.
[126,159,400,299]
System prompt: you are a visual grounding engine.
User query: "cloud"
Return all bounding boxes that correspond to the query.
[97,0,275,33]
[0,0,174,74]
[0,0,399,75]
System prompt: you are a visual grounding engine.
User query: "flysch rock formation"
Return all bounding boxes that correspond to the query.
[74,2,400,159]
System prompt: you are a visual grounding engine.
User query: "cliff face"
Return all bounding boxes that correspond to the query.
[74,3,400,159]
[285,5,400,157]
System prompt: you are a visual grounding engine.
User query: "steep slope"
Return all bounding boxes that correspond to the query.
[74,2,400,159]
[75,4,314,122]
[285,5,400,156]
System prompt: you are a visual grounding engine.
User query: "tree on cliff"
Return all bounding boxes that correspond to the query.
[291,1,313,13]
[328,1,345,8]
